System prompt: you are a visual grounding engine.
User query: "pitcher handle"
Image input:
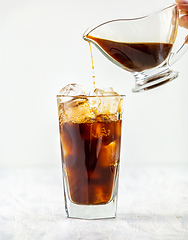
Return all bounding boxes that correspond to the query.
[169,36,188,66]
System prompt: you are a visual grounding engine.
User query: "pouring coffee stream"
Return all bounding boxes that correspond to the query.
[88,41,96,89]
[83,4,188,93]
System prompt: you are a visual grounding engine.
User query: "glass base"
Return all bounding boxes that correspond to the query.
[65,196,118,220]
[62,167,119,220]
[132,68,179,93]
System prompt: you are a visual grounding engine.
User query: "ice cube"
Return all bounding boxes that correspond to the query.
[92,185,110,204]
[89,87,120,116]
[91,122,110,138]
[90,87,117,96]
[59,125,73,158]
[59,83,86,96]
[63,98,94,123]
[57,102,68,124]
[57,84,87,123]
[98,141,118,167]
[57,83,93,123]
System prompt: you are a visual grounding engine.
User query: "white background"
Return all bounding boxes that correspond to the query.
[0,0,187,167]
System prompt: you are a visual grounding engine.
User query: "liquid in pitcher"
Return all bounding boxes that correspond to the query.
[87,36,173,72]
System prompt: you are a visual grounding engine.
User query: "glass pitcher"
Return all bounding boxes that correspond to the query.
[83,3,188,93]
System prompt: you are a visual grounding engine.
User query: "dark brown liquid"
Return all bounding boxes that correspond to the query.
[59,120,122,205]
[88,36,173,72]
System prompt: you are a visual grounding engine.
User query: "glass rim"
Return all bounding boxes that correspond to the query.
[56,94,126,98]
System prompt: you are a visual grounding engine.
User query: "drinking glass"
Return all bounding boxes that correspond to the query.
[57,94,125,219]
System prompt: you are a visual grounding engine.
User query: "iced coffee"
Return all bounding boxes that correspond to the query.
[57,84,125,219]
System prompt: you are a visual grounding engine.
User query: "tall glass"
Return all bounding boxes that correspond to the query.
[57,94,125,219]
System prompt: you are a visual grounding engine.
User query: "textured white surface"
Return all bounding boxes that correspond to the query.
[1,165,188,240]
